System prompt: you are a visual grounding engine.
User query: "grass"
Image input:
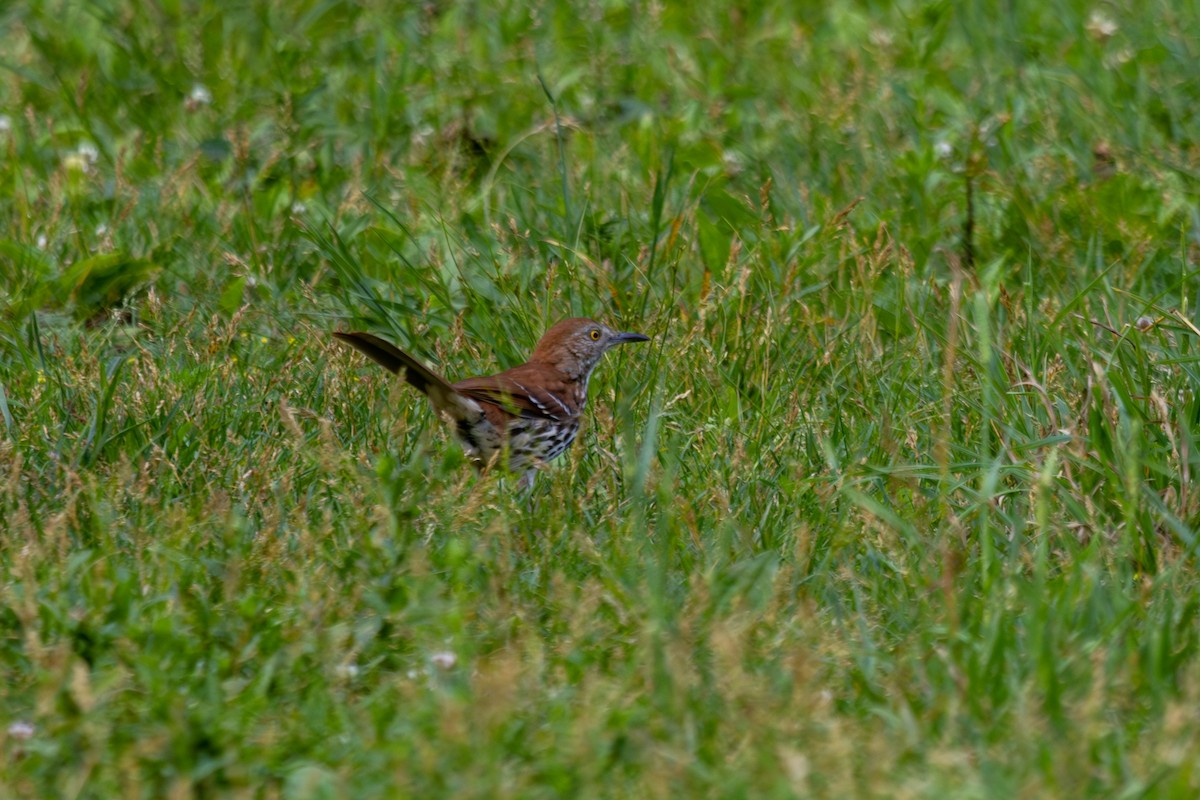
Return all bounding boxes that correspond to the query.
[3,0,1200,796]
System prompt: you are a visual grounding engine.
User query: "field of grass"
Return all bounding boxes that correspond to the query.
[3,0,1200,796]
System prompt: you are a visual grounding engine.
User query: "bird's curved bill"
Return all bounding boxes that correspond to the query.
[613,331,651,344]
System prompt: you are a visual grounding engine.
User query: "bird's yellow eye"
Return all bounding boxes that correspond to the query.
[590,329,601,340]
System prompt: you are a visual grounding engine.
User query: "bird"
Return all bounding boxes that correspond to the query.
[334,317,651,487]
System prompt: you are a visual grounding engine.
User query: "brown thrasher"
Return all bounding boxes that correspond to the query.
[334,318,650,486]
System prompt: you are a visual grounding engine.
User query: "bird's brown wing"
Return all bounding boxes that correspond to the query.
[454,365,575,421]
[333,331,475,416]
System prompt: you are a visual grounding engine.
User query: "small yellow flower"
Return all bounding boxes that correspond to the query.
[63,153,89,173]
[260,336,268,344]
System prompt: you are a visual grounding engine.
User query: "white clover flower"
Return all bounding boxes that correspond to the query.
[77,141,99,164]
[429,651,457,670]
[722,149,744,175]
[411,124,435,148]
[35,234,47,250]
[1086,10,1118,41]
[1105,48,1134,67]
[0,115,11,134]
[335,662,359,679]
[189,84,213,106]
[869,29,894,48]
[935,140,953,160]
[290,201,307,216]
[7,721,34,740]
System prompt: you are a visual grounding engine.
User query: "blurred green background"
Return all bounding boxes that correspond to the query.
[3,0,1200,797]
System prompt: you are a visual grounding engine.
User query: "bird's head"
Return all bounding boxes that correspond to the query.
[531,317,651,378]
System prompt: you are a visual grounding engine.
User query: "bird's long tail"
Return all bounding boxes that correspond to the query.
[333,331,466,413]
